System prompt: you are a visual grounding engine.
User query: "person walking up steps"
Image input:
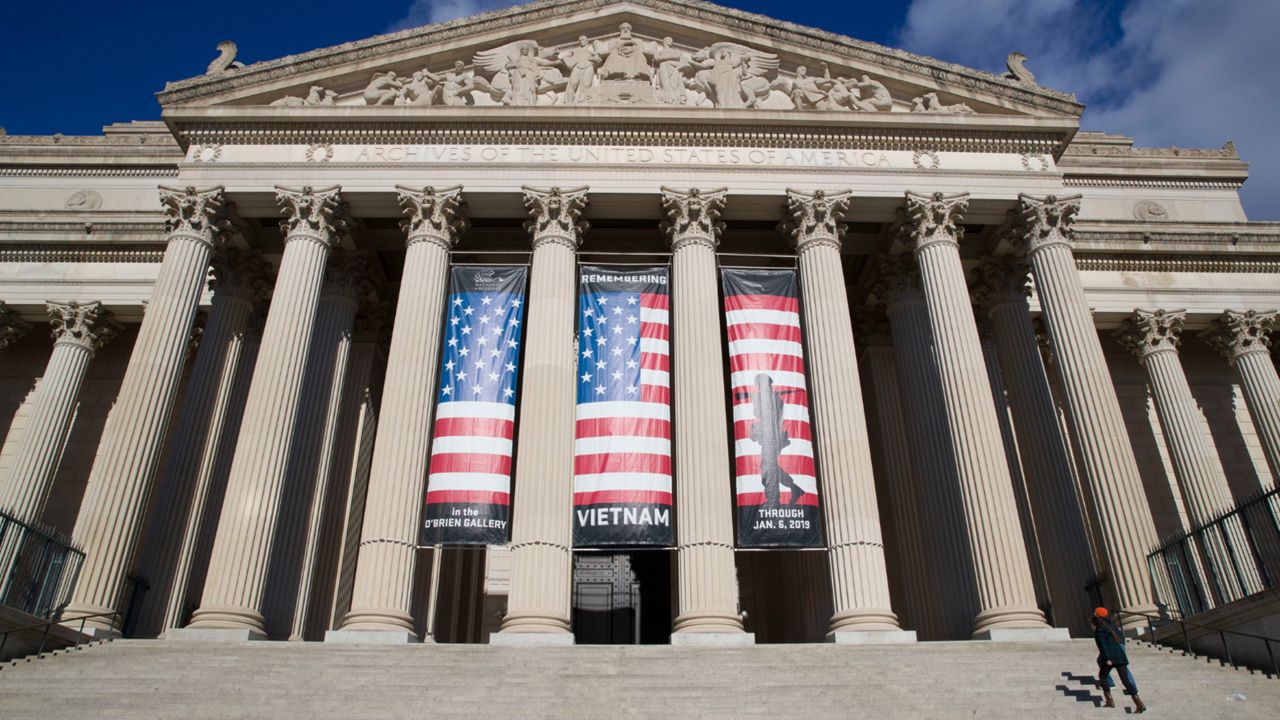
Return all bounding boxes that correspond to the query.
[1091,607,1147,713]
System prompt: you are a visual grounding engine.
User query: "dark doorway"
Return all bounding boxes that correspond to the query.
[572,551,671,644]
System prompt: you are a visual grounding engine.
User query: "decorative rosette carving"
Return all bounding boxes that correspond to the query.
[781,188,850,252]
[1016,194,1082,256]
[1114,308,1186,360]
[901,191,968,251]
[275,185,351,247]
[396,185,468,249]
[46,300,121,352]
[1200,309,1277,362]
[159,185,232,250]
[660,186,726,250]
[522,186,589,249]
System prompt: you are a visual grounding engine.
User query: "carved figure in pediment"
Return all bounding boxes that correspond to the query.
[598,23,653,81]
[436,61,477,106]
[557,36,603,104]
[687,43,779,109]
[473,40,563,106]
[397,71,437,106]
[775,64,840,111]
[651,37,689,105]
[271,85,337,107]
[910,92,975,115]
[853,75,893,111]
[364,71,404,105]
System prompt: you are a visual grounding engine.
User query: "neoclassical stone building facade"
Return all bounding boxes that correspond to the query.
[1,0,1277,645]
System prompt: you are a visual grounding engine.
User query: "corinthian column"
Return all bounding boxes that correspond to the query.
[782,190,909,642]
[1,302,119,522]
[870,255,974,640]
[0,302,32,352]
[1014,194,1158,629]
[971,257,1097,635]
[65,186,230,634]
[184,186,350,639]
[1202,311,1280,486]
[494,186,587,644]
[657,187,748,644]
[133,250,273,636]
[1116,309,1262,601]
[331,187,463,643]
[901,192,1054,639]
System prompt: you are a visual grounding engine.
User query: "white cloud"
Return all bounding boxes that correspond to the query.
[389,0,522,31]
[898,0,1280,219]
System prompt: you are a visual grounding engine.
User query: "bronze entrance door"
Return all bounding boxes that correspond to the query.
[572,553,641,644]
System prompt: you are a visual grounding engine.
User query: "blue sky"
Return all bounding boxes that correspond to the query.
[2,0,1274,218]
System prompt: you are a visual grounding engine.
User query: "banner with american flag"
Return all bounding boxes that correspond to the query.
[722,268,823,548]
[573,266,674,547]
[422,265,528,546]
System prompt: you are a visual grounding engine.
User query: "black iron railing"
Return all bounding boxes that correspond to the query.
[0,509,85,619]
[1146,487,1280,618]
[1118,609,1278,678]
[0,610,119,664]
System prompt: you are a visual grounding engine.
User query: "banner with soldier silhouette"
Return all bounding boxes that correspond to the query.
[721,268,823,548]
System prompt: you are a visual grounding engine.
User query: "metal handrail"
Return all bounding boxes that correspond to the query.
[0,610,119,664]
[1117,609,1279,678]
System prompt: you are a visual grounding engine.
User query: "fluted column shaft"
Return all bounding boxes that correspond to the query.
[661,187,744,637]
[499,186,587,637]
[2,302,117,522]
[785,190,898,635]
[860,338,932,633]
[903,192,1047,635]
[133,251,269,636]
[66,187,230,631]
[188,186,348,635]
[340,187,462,637]
[975,260,1097,635]
[270,261,364,639]
[1016,194,1158,628]
[1203,311,1280,487]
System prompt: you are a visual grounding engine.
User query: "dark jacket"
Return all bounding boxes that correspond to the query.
[1093,618,1129,665]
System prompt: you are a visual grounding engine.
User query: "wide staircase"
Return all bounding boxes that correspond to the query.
[1,638,1277,719]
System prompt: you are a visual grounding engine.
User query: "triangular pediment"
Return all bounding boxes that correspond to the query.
[159,0,1082,119]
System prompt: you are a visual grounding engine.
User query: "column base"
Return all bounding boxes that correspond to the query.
[324,629,420,644]
[670,632,755,646]
[973,627,1071,642]
[827,630,917,645]
[489,631,575,646]
[166,628,267,642]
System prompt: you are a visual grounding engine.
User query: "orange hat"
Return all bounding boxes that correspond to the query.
[1094,607,1109,618]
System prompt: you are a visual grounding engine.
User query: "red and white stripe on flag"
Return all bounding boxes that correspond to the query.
[426,401,515,506]
[572,292,672,507]
[724,292,820,507]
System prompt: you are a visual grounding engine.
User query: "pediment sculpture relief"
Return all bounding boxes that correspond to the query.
[260,23,979,114]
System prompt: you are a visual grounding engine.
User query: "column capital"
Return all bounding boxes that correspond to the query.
[781,188,850,253]
[209,249,274,305]
[0,301,32,352]
[660,186,726,251]
[1200,309,1276,363]
[970,256,1032,314]
[900,191,968,252]
[522,185,589,250]
[46,300,120,352]
[852,306,893,347]
[868,254,921,306]
[322,252,374,303]
[396,185,468,250]
[1015,194,1082,256]
[1115,308,1186,360]
[159,185,232,251]
[351,302,391,346]
[1030,317,1057,370]
[275,185,351,247]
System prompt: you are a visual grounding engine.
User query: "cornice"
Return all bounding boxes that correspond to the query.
[1063,176,1243,190]
[0,245,166,263]
[1075,254,1280,274]
[156,0,1081,115]
[0,165,180,178]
